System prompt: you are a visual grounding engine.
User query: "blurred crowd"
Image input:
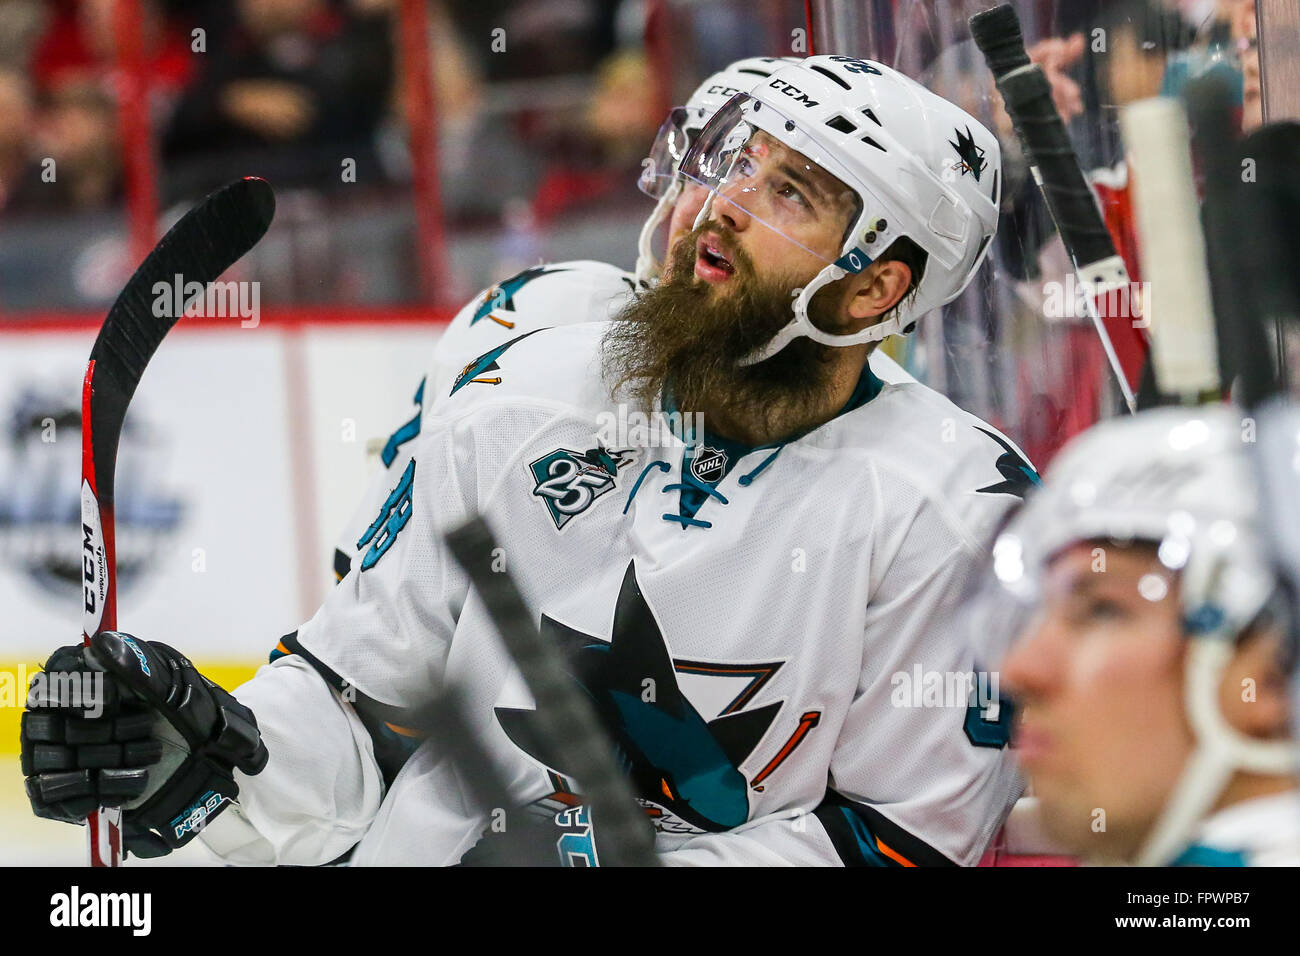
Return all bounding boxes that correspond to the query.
[0,0,665,225]
[0,0,1269,303]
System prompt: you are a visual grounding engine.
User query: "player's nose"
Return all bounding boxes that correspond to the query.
[713,180,753,233]
[999,613,1064,702]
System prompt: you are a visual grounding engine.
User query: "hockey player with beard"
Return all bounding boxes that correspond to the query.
[992,407,1300,866]
[22,56,1031,865]
[332,55,922,581]
[421,56,802,414]
[327,56,809,583]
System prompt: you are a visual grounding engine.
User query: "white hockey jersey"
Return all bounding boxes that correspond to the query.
[334,260,919,579]
[428,260,639,409]
[429,259,919,402]
[205,320,1029,867]
[1169,791,1300,867]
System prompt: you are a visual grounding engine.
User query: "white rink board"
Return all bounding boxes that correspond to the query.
[0,318,441,865]
[0,320,441,664]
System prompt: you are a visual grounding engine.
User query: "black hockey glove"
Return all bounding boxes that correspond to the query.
[457,802,612,867]
[22,632,268,858]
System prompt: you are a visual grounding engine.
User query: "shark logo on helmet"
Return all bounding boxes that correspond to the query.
[950,127,988,183]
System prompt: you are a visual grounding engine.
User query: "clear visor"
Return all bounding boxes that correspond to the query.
[970,510,1204,677]
[677,94,864,267]
[638,106,694,199]
[962,524,1049,673]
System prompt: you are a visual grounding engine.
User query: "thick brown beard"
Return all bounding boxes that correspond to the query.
[600,222,845,439]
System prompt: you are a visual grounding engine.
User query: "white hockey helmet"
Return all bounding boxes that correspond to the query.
[635,56,799,286]
[990,406,1295,865]
[678,54,1001,363]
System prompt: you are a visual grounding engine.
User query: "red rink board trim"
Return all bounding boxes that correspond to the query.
[0,306,456,334]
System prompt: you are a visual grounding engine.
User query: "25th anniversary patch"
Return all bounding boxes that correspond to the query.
[529,444,635,530]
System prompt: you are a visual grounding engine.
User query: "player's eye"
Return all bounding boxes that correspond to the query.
[1079,597,1129,623]
[777,181,811,210]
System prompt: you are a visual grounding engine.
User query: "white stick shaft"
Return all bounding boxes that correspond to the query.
[1120,98,1221,399]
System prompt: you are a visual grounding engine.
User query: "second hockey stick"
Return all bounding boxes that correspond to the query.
[445,516,658,866]
[970,2,1142,413]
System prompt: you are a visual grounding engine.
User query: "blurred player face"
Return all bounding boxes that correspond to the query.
[1232,0,1262,132]
[0,72,33,151]
[1001,542,1192,861]
[239,0,322,38]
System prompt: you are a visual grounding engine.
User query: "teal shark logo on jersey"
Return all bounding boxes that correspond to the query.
[470,265,571,327]
[950,126,987,182]
[529,444,634,530]
[449,329,544,396]
[974,426,1040,497]
[497,562,820,834]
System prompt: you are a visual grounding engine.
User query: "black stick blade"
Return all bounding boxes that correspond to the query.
[90,177,275,396]
[445,516,658,866]
[85,178,275,497]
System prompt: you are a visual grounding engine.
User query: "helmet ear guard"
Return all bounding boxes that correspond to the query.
[1134,541,1296,866]
[738,228,926,367]
[1136,629,1298,866]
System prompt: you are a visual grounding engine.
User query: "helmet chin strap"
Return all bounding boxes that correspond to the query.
[1134,634,1299,866]
[737,261,907,367]
[690,189,911,367]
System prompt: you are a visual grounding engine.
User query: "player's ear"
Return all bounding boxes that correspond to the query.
[844,260,912,332]
[1220,625,1292,740]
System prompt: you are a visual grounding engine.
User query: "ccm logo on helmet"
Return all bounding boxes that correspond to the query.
[707,84,742,98]
[768,79,819,108]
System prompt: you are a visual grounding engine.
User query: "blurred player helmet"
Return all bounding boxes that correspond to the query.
[679,54,1001,363]
[989,406,1296,865]
[635,56,799,285]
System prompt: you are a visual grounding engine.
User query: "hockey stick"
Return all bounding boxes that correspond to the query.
[1193,114,1300,755]
[1191,77,1290,407]
[80,177,276,866]
[1114,90,1226,865]
[1118,98,1221,405]
[444,517,658,866]
[1116,56,1300,857]
[970,3,1140,413]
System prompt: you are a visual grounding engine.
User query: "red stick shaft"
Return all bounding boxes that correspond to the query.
[81,360,122,867]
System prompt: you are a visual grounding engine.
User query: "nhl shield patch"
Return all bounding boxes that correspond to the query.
[530,444,635,530]
[689,444,728,484]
